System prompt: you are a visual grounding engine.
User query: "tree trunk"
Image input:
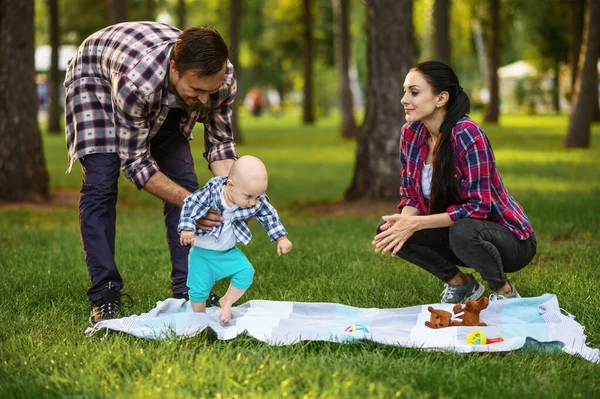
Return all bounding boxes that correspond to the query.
[177,0,186,29]
[144,0,156,21]
[302,0,315,124]
[0,0,50,201]
[345,0,412,200]
[434,0,451,65]
[569,0,584,93]
[484,0,499,124]
[552,62,560,114]
[47,0,61,134]
[333,0,358,138]
[229,0,243,143]
[106,0,128,25]
[565,0,600,148]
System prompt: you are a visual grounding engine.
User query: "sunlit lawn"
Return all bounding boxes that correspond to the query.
[1,110,599,398]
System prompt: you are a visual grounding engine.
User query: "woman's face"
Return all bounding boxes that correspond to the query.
[401,70,440,123]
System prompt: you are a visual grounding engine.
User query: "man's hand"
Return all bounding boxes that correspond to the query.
[196,209,223,231]
[276,237,293,256]
[180,230,195,246]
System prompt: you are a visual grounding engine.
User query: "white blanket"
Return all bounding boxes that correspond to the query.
[86,293,599,363]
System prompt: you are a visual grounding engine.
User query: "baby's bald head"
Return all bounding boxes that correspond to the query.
[226,156,268,207]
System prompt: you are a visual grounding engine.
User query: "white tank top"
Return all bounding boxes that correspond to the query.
[422,163,433,199]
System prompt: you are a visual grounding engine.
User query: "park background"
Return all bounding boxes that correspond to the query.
[1,0,600,397]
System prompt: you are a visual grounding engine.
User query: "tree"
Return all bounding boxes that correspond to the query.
[302,0,315,124]
[144,0,156,21]
[47,0,61,134]
[106,0,128,25]
[434,0,451,65]
[0,0,49,201]
[345,0,412,200]
[229,0,243,143]
[569,0,584,92]
[177,0,186,29]
[333,0,358,138]
[565,0,599,148]
[483,0,499,123]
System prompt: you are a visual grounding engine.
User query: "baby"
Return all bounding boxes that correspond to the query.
[178,155,292,323]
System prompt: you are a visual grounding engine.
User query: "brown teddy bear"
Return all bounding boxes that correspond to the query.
[425,296,489,329]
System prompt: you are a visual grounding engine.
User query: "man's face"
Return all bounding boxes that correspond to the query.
[168,61,226,112]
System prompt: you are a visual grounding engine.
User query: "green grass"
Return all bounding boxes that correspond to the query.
[1,111,600,398]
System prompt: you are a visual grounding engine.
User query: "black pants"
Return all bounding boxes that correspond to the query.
[377,218,537,290]
[79,109,198,302]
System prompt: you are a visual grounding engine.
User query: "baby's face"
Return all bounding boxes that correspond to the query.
[228,179,266,208]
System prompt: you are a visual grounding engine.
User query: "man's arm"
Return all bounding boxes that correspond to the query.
[143,171,191,207]
[209,159,236,177]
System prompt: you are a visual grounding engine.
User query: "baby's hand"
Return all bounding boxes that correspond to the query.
[277,237,293,256]
[180,230,195,246]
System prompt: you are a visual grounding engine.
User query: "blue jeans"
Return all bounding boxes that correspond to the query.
[377,218,537,290]
[80,108,198,302]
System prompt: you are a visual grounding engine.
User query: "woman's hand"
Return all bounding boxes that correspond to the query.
[372,214,420,256]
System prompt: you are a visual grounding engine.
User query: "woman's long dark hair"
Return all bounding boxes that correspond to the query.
[412,61,471,214]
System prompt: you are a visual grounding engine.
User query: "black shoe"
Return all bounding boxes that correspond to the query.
[172,292,189,300]
[89,282,133,325]
[207,291,221,307]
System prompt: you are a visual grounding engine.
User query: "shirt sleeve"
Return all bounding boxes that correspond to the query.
[177,186,212,234]
[112,74,159,189]
[254,197,288,242]
[203,67,238,164]
[446,132,493,221]
[397,126,424,214]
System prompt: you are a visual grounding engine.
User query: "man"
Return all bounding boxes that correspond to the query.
[64,22,234,324]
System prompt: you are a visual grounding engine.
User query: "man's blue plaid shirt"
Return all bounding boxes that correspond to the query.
[178,176,288,245]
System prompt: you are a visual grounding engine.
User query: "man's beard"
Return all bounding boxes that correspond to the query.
[172,92,204,113]
[167,82,206,113]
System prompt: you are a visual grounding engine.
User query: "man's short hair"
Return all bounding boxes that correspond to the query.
[171,26,229,76]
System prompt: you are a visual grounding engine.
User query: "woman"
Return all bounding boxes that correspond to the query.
[372,61,536,304]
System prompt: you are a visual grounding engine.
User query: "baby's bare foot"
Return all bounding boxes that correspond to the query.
[220,305,231,324]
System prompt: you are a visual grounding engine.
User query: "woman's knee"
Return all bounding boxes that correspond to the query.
[375,219,386,235]
[448,218,480,250]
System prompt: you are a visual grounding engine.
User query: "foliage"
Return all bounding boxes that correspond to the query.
[505,0,571,72]
[2,112,600,397]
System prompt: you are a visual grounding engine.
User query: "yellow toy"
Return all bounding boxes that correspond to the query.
[467,330,504,345]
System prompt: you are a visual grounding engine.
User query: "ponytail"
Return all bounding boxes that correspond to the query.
[411,61,471,215]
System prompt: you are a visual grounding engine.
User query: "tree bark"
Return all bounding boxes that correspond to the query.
[229,0,243,143]
[47,0,61,134]
[144,0,156,21]
[565,0,600,148]
[345,0,412,200]
[569,0,584,93]
[0,0,50,201]
[484,0,499,124]
[302,0,315,124]
[434,0,451,65]
[333,0,358,138]
[177,0,186,29]
[106,0,128,25]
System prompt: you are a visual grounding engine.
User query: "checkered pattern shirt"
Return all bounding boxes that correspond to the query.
[64,22,238,189]
[178,176,288,245]
[398,117,534,240]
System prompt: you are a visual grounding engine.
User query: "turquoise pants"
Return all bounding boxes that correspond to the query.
[187,246,254,303]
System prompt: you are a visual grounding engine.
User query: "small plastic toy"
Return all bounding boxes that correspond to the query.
[467,329,504,345]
